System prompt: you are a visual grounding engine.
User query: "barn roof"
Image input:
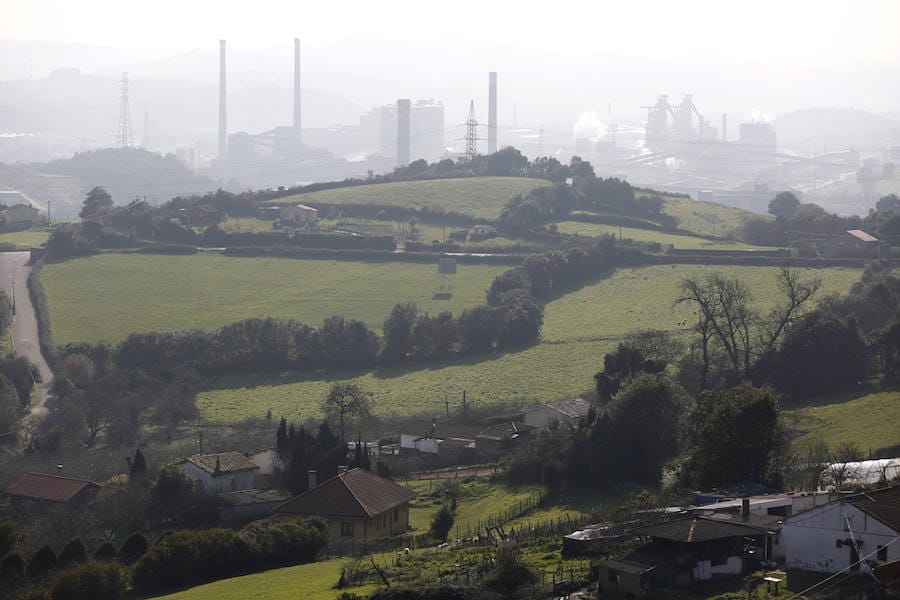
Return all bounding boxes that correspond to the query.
[3,472,121,503]
[631,516,769,543]
[846,229,879,242]
[274,468,416,519]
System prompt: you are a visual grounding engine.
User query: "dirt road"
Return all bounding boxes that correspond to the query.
[0,251,53,422]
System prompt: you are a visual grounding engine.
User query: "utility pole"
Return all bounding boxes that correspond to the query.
[464,101,479,161]
[116,72,133,148]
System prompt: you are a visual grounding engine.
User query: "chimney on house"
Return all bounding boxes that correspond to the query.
[741,497,750,521]
[308,468,316,491]
[57,464,63,474]
[338,465,349,474]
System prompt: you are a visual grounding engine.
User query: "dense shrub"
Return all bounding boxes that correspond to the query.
[50,562,127,600]
[237,517,329,569]
[26,545,58,580]
[430,505,454,542]
[1,551,25,579]
[132,528,246,594]
[117,532,148,565]
[57,539,88,569]
[93,542,118,562]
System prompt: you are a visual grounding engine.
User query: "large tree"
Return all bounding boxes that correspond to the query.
[768,191,800,218]
[321,382,372,444]
[79,186,114,220]
[381,302,419,363]
[685,383,787,489]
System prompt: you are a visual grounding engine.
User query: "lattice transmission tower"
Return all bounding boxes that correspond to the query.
[464,100,479,161]
[116,72,133,148]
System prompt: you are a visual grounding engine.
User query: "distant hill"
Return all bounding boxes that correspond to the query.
[0,147,213,218]
[774,107,900,153]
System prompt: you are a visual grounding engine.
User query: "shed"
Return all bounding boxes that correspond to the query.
[821,230,881,259]
[523,398,592,430]
[179,451,259,494]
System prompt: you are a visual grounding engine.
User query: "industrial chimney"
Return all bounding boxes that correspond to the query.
[218,40,227,159]
[397,98,411,166]
[722,113,727,142]
[293,38,302,143]
[488,72,498,154]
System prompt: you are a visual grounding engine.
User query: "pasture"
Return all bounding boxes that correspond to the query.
[553,221,773,250]
[197,264,863,423]
[39,254,505,345]
[661,196,761,237]
[0,229,50,248]
[268,177,551,220]
[784,389,900,453]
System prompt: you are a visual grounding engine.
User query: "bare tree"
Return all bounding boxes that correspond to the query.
[678,274,755,382]
[322,382,373,444]
[761,267,822,353]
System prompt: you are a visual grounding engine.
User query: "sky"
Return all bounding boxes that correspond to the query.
[2,0,899,65]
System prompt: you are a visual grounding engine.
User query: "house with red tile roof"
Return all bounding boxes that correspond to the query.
[273,467,416,552]
[2,472,124,512]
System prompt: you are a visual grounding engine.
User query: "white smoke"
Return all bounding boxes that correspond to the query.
[747,108,776,123]
[573,111,607,141]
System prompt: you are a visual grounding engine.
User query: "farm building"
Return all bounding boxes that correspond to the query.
[821,229,881,259]
[272,467,416,553]
[781,485,900,576]
[280,203,318,225]
[179,451,259,494]
[598,515,776,595]
[522,397,592,430]
[2,472,124,513]
[399,420,530,464]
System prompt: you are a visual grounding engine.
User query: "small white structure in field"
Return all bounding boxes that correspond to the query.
[280,203,318,225]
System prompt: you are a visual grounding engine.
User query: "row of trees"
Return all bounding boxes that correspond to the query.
[745,191,900,250]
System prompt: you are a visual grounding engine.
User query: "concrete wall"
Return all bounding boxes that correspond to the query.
[782,502,899,574]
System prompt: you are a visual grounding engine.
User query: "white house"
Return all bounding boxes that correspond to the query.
[781,486,900,575]
[179,451,259,494]
[523,398,592,430]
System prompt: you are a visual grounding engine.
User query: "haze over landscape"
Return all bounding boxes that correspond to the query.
[0,2,898,600]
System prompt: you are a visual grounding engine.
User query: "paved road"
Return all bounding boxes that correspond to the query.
[0,251,53,423]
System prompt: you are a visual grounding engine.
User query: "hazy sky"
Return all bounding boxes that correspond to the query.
[3,0,899,64]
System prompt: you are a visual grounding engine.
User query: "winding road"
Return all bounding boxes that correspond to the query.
[0,251,53,424]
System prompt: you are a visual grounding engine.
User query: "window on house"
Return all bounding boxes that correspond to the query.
[341,522,354,537]
[878,546,888,561]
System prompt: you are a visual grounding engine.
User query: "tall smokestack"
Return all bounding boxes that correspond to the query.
[488,72,497,153]
[397,98,411,166]
[218,40,227,159]
[722,113,727,142]
[293,38,302,143]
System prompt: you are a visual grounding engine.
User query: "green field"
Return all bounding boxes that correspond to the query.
[152,555,377,600]
[269,177,551,219]
[198,265,863,423]
[218,216,276,233]
[661,196,761,237]
[40,254,505,345]
[554,221,774,250]
[0,229,50,248]
[785,389,900,452]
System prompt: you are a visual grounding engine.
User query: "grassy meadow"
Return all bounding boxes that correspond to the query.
[784,388,900,452]
[268,177,551,220]
[554,221,773,250]
[196,264,863,423]
[661,196,761,237]
[0,229,50,248]
[40,254,505,345]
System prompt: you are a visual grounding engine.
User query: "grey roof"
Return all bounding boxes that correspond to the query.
[184,451,259,475]
[631,516,769,543]
[545,397,592,419]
